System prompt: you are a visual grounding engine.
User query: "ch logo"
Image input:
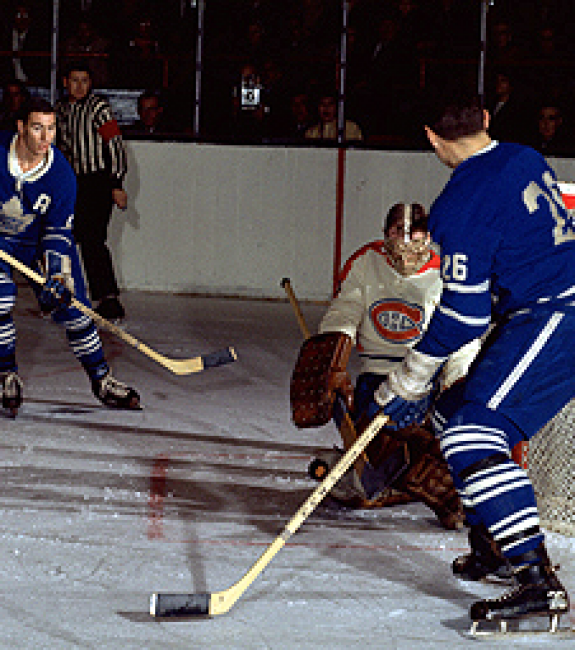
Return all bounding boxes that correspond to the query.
[370,299,424,343]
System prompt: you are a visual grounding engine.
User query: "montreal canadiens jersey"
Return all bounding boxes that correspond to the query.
[0,130,77,257]
[319,240,480,384]
[417,141,575,360]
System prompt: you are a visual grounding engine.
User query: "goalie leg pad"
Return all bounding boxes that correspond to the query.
[290,332,354,428]
[395,427,464,529]
[353,416,463,528]
[363,421,464,529]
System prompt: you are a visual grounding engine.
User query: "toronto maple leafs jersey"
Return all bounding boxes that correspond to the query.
[319,240,480,385]
[417,141,575,361]
[0,130,77,259]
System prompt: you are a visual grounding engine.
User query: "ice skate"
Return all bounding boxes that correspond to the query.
[92,372,140,409]
[469,543,571,638]
[453,523,513,582]
[0,371,23,417]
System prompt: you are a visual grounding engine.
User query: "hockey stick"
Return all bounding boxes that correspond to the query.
[0,249,237,375]
[150,411,389,618]
[281,277,311,339]
[281,277,366,470]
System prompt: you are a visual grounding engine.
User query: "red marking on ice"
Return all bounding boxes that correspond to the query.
[148,455,169,539]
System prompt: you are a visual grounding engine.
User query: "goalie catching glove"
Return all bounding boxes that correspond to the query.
[38,251,74,313]
[290,332,354,428]
[373,347,445,429]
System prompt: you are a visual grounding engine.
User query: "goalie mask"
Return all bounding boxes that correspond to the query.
[383,203,431,276]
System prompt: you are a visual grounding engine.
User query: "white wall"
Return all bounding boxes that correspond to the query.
[109,142,575,302]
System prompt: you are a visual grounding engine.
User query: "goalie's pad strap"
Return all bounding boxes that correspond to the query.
[290,331,353,428]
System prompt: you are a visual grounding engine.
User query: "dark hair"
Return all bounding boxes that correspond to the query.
[384,203,428,236]
[17,96,55,124]
[424,85,484,140]
[63,61,92,79]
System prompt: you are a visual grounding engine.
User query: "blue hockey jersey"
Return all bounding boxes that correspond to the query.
[0,130,77,258]
[417,141,575,359]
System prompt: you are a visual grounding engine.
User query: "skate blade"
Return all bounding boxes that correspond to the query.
[469,613,574,639]
[1,405,19,418]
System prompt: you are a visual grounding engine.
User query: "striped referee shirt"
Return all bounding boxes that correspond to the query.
[55,92,127,188]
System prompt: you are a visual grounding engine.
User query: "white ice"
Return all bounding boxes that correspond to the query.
[1,285,574,649]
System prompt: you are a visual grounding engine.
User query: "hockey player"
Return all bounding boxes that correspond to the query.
[0,97,140,414]
[368,87,574,632]
[291,203,480,529]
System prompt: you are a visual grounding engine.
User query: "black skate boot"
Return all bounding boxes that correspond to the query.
[92,372,140,409]
[0,371,23,416]
[453,523,513,582]
[470,543,569,634]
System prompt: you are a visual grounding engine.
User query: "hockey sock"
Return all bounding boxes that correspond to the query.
[440,403,543,563]
[0,353,17,374]
[0,310,17,372]
[58,310,109,381]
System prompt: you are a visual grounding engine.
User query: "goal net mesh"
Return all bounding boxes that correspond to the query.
[527,399,575,537]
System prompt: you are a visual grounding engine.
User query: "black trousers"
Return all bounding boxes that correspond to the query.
[73,172,120,303]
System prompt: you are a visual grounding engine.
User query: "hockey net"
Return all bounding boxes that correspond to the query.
[510,183,575,537]
[514,400,575,537]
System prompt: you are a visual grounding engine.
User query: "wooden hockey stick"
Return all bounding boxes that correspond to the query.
[0,249,237,375]
[281,276,366,472]
[150,411,389,618]
[281,277,311,339]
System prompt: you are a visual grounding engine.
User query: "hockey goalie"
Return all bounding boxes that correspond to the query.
[290,203,481,530]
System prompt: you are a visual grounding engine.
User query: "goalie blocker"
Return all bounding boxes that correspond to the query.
[290,332,463,529]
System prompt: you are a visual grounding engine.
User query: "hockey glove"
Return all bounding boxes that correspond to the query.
[38,251,74,313]
[372,348,445,430]
[290,332,354,428]
[39,278,73,312]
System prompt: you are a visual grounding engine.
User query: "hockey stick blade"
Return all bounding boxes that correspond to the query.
[150,593,210,618]
[0,249,237,375]
[202,346,238,370]
[150,412,389,618]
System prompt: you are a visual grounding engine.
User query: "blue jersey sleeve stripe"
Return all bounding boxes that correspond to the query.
[444,279,490,293]
[438,304,491,326]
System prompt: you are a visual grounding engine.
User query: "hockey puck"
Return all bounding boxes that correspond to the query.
[308,458,329,481]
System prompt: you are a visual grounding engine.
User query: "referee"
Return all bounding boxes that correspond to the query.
[56,63,128,321]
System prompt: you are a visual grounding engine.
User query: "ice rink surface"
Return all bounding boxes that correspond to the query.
[1,286,574,649]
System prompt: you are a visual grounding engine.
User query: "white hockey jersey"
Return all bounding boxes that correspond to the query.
[319,240,480,386]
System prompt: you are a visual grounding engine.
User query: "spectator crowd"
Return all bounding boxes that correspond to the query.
[1,0,575,153]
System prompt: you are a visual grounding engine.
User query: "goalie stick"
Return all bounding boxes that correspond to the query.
[281,277,311,339]
[0,249,237,376]
[150,411,390,618]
